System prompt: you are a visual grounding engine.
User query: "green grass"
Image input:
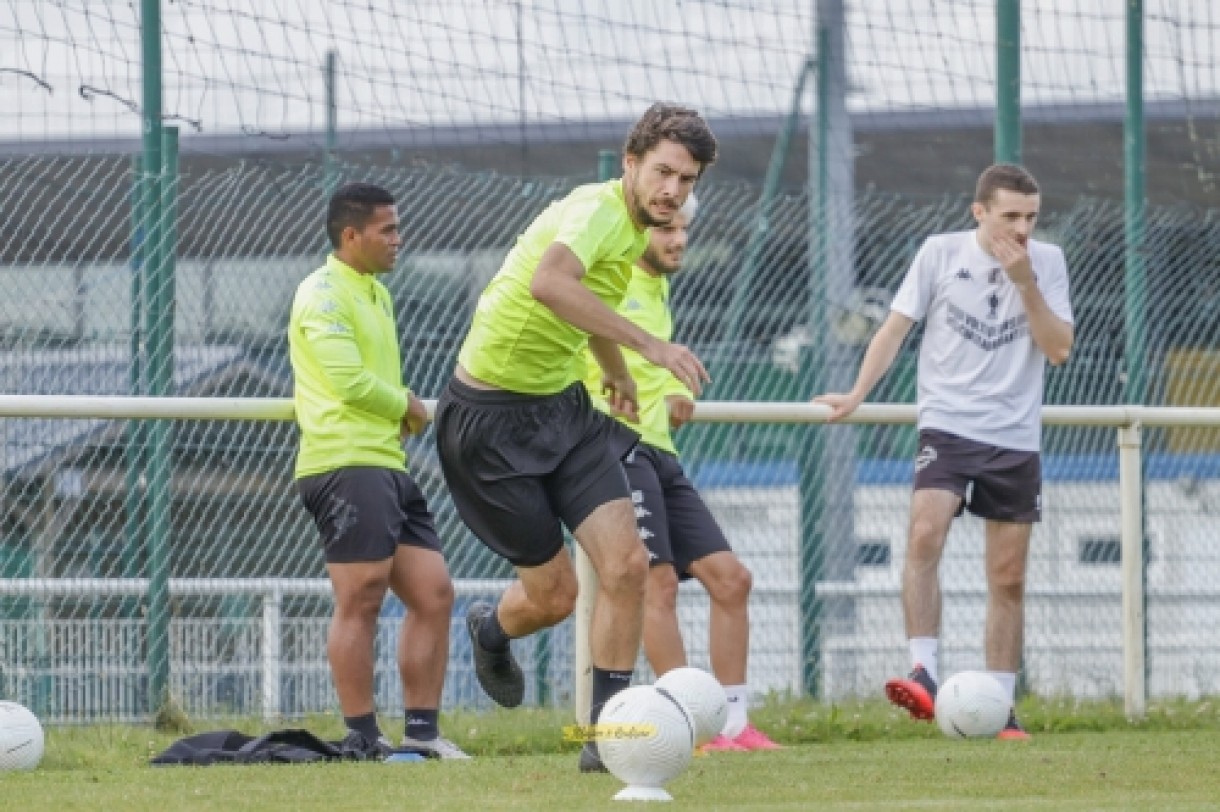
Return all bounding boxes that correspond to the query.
[4,697,1220,810]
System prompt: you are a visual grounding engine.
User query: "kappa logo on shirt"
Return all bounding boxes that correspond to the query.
[955,268,973,281]
[915,445,938,471]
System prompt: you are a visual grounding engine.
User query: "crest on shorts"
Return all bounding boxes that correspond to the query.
[915,445,938,471]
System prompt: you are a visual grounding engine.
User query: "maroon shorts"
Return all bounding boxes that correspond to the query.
[913,429,1041,523]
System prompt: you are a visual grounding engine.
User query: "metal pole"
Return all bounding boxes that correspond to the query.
[262,587,282,721]
[995,0,1022,163]
[1118,424,1147,718]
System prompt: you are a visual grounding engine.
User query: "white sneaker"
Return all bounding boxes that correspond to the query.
[400,735,472,760]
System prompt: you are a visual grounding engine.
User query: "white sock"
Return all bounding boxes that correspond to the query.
[909,638,939,683]
[989,671,1017,703]
[721,684,748,739]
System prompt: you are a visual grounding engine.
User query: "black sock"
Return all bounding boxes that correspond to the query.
[590,666,633,725]
[477,605,512,652]
[405,708,439,742]
[344,711,382,743]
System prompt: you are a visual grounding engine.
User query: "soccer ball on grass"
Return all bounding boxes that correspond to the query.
[0,701,45,771]
[654,666,728,747]
[598,684,695,802]
[934,671,1011,739]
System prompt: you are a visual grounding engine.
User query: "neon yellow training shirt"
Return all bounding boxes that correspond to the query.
[583,265,691,456]
[458,179,649,394]
[289,255,410,478]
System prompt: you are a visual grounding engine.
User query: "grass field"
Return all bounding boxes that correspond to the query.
[4,697,1219,810]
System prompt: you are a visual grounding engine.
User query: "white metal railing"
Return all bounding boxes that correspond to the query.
[3,395,1220,720]
[0,577,513,720]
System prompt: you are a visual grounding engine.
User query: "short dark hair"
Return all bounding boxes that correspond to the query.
[623,103,718,172]
[975,164,1040,205]
[326,182,396,248]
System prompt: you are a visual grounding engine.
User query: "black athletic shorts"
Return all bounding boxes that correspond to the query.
[297,467,443,563]
[913,428,1042,523]
[434,378,640,567]
[623,444,732,579]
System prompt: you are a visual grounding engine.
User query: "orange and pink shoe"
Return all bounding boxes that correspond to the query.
[700,734,747,752]
[732,723,781,750]
[700,724,782,752]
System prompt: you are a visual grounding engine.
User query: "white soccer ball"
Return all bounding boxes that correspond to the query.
[654,666,728,747]
[0,701,45,771]
[934,671,1012,739]
[598,685,694,794]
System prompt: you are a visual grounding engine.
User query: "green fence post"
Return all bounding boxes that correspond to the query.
[798,17,834,699]
[139,0,170,718]
[125,153,146,611]
[146,125,178,720]
[995,0,1022,163]
[324,50,338,199]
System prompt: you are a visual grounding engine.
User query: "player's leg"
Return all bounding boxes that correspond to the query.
[643,564,686,675]
[983,520,1031,675]
[547,387,647,736]
[884,487,958,719]
[886,429,977,719]
[381,471,464,757]
[972,446,1040,740]
[298,468,404,757]
[572,497,650,678]
[325,558,395,752]
[433,379,573,708]
[624,447,687,676]
[658,453,776,749]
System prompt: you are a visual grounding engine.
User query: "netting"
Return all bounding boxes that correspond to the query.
[0,1,1218,722]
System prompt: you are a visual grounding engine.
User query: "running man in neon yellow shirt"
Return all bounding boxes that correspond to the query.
[289,182,468,761]
[434,104,718,772]
[582,194,779,752]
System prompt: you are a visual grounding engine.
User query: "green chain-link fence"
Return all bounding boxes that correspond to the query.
[1,1,1218,722]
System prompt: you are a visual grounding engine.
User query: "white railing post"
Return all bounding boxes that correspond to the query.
[573,547,597,724]
[1118,422,1147,719]
[262,585,282,721]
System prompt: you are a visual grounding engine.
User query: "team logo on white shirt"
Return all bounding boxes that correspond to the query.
[987,293,1000,319]
[988,268,1002,284]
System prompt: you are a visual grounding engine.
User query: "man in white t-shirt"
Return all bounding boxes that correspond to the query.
[814,164,1074,740]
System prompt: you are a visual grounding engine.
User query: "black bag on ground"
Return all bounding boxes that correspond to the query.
[150,728,349,766]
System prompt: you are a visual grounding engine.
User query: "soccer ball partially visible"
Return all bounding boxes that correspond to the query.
[0,701,45,771]
[934,671,1011,739]
[598,685,694,801]
[654,666,728,747]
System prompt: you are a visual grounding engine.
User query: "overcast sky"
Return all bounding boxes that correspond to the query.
[1,0,1216,144]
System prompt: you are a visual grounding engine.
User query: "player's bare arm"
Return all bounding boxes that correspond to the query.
[400,391,428,438]
[665,394,695,431]
[589,335,640,422]
[991,235,1074,366]
[813,311,914,421]
[531,242,710,395]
